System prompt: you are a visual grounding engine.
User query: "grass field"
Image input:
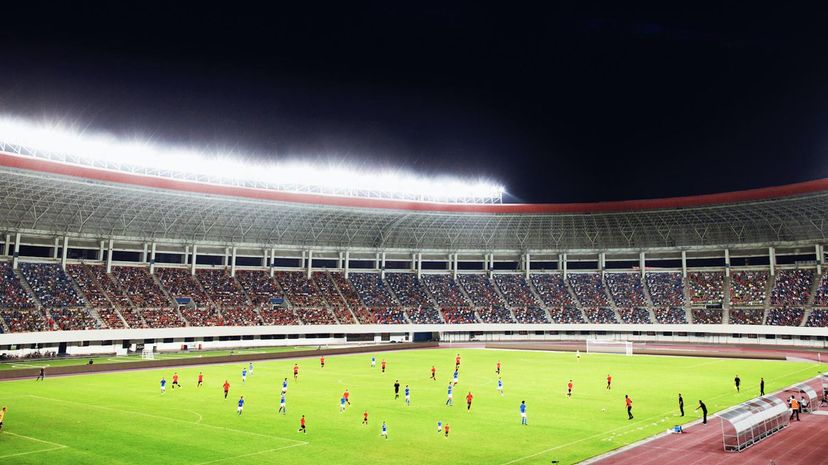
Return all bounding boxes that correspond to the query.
[0,346,306,371]
[0,347,823,465]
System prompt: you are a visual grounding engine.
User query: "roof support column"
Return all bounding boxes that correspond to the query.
[106,239,114,274]
[768,247,776,276]
[416,253,422,280]
[3,234,10,257]
[183,246,190,265]
[60,236,69,271]
[487,253,494,278]
[269,248,275,277]
[598,252,606,277]
[223,248,229,267]
[452,253,459,280]
[141,243,149,264]
[524,253,531,279]
[190,244,198,275]
[411,253,417,272]
[338,252,344,269]
[724,249,730,277]
[380,252,386,279]
[306,250,313,280]
[561,253,568,279]
[149,242,157,274]
[374,252,380,270]
[98,240,105,261]
[816,244,823,275]
[12,232,21,269]
[52,237,60,260]
[262,249,268,268]
[230,247,237,277]
[681,250,687,278]
[344,251,350,279]
[639,251,646,279]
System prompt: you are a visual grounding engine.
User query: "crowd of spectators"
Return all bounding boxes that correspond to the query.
[140,308,186,328]
[512,306,550,323]
[180,307,224,326]
[295,308,338,325]
[197,269,249,308]
[112,267,171,307]
[235,270,282,306]
[117,309,146,328]
[692,308,723,324]
[765,308,805,326]
[221,307,261,326]
[728,308,764,325]
[729,271,769,306]
[314,272,348,308]
[96,307,127,328]
[530,274,576,307]
[275,271,327,307]
[406,307,443,324]
[330,305,356,324]
[653,307,688,324]
[1,309,46,332]
[422,275,469,308]
[805,309,828,327]
[349,273,397,308]
[258,307,300,325]
[385,273,433,307]
[568,274,611,306]
[0,262,35,308]
[687,272,725,304]
[459,275,505,307]
[351,307,407,324]
[548,306,585,323]
[617,307,651,324]
[89,266,135,309]
[494,275,539,307]
[646,273,685,307]
[814,273,828,306]
[156,268,212,308]
[440,307,478,324]
[329,273,364,311]
[20,263,85,308]
[583,307,619,324]
[46,308,99,330]
[477,306,515,323]
[66,265,111,307]
[605,273,646,307]
[770,270,814,306]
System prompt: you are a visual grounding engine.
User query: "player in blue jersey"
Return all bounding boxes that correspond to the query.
[436,420,443,433]
[520,401,527,425]
[282,378,288,394]
[340,396,347,413]
[160,377,167,394]
[404,385,411,406]
[497,377,504,396]
[371,355,376,368]
[278,392,286,415]
[380,421,388,439]
[241,368,247,383]
[453,369,459,386]
[446,382,454,406]
[237,396,245,415]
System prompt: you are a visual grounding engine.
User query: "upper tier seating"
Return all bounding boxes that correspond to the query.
[770,269,813,306]
[66,265,111,308]
[20,263,84,308]
[112,267,171,308]
[385,273,433,307]
[687,272,724,305]
[196,269,249,308]
[729,271,768,306]
[235,270,282,306]
[494,275,540,307]
[605,273,646,307]
[348,273,397,308]
[814,273,828,306]
[646,273,685,307]
[275,271,327,308]
[530,274,576,308]
[0,262,35,308]
[156,268,212,308]
[568,274,610,306]
[422,275,469,308]
[458,275,505,307]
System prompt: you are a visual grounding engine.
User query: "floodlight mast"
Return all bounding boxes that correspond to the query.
[0,119,504,205]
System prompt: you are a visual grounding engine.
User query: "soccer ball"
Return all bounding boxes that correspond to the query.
[601,408,607,412]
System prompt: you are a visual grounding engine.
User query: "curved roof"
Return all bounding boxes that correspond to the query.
[0,152,826,251]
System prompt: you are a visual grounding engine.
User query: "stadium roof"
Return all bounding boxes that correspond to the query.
[1,151,826,252]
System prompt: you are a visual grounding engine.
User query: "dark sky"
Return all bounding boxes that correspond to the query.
[1,3,827,203]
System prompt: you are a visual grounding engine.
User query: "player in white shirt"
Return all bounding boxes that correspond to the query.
[497,377,504,396]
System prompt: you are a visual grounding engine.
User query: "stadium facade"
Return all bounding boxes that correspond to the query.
[0,147,827,355]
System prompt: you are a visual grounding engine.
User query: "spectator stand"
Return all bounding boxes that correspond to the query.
[605,273,646,308]
[805,308,828,327]
[692,308,723,324]
[687,271,725,305]
[568,273,611,307]
[770,269,814,307]
[719,396,789,452]
[729,271,769,306]
[811,272,828,306]
[653,307,688,324]
[530,273,576,308]
[729,308,765,325]
[646,272,685,307]
[765,307,805,326]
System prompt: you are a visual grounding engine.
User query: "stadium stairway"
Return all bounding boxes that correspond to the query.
[14,267,42,308]
[151,272,180,308]
[489,276,510,306]
[723,274,731,310]
[641,274,656,308]
[764,272,776,312]
[86,307,107,328]
[526,277,548,307]
[806,271,821,307]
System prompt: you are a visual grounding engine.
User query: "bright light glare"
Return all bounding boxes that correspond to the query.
[0,116,505,203]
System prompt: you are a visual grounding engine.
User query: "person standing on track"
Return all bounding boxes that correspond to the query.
[789,397,800,421]
[36,367,45,381]
[695,400,708,424]
[734,375,741,393]
[625,395,633,420]
[678,393,684,417]
[760,377,765,396]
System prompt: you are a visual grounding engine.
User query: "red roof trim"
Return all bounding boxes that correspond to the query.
[1,152,826,214]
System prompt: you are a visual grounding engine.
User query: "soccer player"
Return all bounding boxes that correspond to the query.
[344,388,350,405]
[241,367,247,383]
[249,362,254,375]
[197,372,203,387]
[466,392,473,411]
[278,393,287,415]
[172,372,181,389]
[404,385,410,406]
[320,356,325,368]
[363,411,369,425]
[0,406,6,432]
[160,377,167,394]
[606,374,612,390]
[381,359,387,373]
[298,415,306,433]
[36,367,45,381]
[436,420,443,433]
[678,393,684,417]
[293,363,299,381]
[430,365,436,380]
[223,380,230,399]
[381,421,388,439]
[576,349,581,361]
[734,375,741,392]
[497,377,504,396]
[371,356,376,368]
[237,396,245,415]
[567,380,573,398]
[446,383,454,406]
[760,377,765,396]
[625,395,633,420]
[282,378,289,394]
[520,401,527,425]
[455,353,461,370]
[695,400,708,424]
[340,395,347,413]
[444,423,450,438]
[453,369,459,386]
[496,361,501,375]
[394,380,400,399]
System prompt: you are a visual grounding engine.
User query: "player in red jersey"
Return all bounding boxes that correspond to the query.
[496,361,501,375]
[344,388,351,405]
[293,363,299,380]
[362,410,368,425]
[444,423,450,438]
[298,415,307,433]
[197,372,203,387]
[381,359,387,373]
[567,380,573,398]
[455,354,461,370]
[320,356,325,368]
[625,395,633,419]
[430,365,436,380]
[466,392,474,411]
[606,374,612,390]
[172,373,181,389]
[223,380,230,399]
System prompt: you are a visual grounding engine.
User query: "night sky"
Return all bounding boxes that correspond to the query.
[1,4,827,203]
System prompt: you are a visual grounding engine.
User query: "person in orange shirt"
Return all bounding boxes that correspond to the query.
[172,373,181,389]
[298,415,307,433]
[606,374,612,390]
[444,423,450,438]
[344,389,351,405]
[496,361,501,375]
[790,397,800,421]
[430,365,436,380]
[362,411,368,425]
[381,359,387,373]
[567,380,574,398]
[293,363,299,380]
[466,392,474,411]
[455,354,461,370]
[223,380,230,399]
[320,356,325,368]
[197,372,203,387]
[625,395,633,420]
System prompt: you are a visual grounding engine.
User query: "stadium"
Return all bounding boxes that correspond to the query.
[0,122,827,464]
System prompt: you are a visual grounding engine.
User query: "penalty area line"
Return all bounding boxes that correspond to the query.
[0,432,69,460]
[192,442,308,465]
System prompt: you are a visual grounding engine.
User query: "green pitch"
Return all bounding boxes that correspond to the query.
[0,348,822,465]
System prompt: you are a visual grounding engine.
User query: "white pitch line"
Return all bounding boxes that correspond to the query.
[191,442,307,465]
[0,432,69,460]
[28,395,306,444]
